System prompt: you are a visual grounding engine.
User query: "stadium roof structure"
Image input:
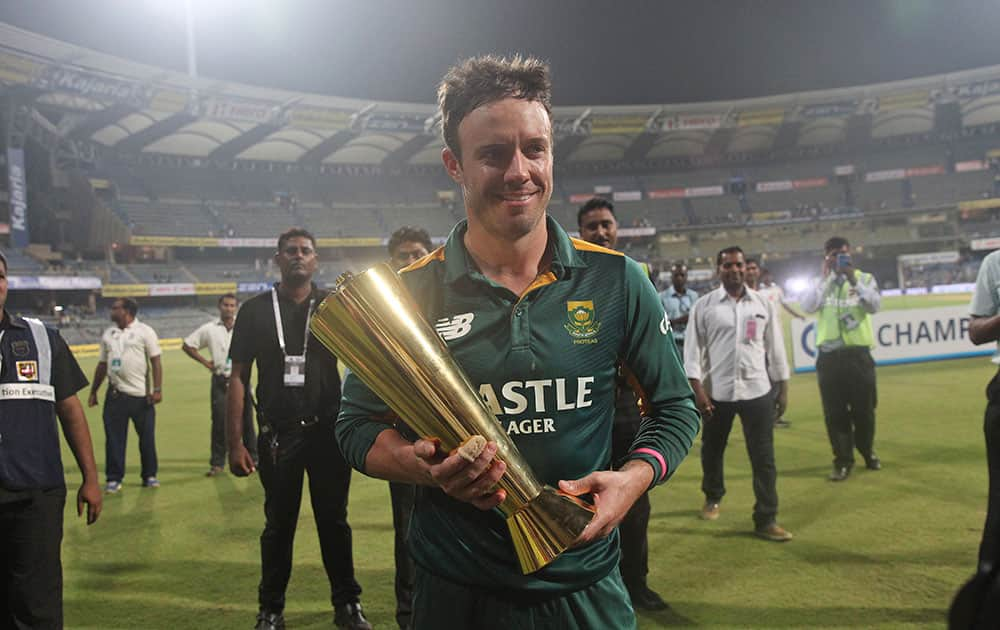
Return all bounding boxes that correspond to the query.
[4,22,1000,171]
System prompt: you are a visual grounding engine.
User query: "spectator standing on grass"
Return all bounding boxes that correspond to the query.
[685,246,793,542]
[88,297,163,493]
[799,236,881,482]
[182,293,257,477]
[227,227,370,630]
[0,250,102,628]
[660,262,698,355]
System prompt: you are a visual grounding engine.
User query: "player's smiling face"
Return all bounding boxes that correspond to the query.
[443,97,553,242]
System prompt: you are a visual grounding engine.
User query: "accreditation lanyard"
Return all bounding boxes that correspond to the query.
[272,288,314,387]
[109,326,128,373]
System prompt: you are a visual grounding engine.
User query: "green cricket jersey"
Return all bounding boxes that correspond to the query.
[337,216,699,598]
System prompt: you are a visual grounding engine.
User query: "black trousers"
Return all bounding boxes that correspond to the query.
[257,420,361,613]
[0,487,66,629]
[980,370,1000,569]
[388,481,415,629]
[611,416,651,591]
[816,347,877,468]
[701,393,779,529]
[209,374,257,468]
[103,390,157,483]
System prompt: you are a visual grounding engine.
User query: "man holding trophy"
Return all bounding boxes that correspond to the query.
[332,55,700,629]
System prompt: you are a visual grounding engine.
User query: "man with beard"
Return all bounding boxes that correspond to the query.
[337,56,699,629]
[227,228,370,630]
[577,196,667,611]
[89,297,163,493]
[685,247,792,542]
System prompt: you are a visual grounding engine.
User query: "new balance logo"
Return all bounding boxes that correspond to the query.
[436,313,475,341]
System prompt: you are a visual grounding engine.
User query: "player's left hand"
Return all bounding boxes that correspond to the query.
[559,461,654,546]
[78,479,102,525]
[775,389,788,419]
[147,391,163,405]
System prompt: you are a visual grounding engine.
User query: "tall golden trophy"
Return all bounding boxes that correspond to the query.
[311,263,596,574]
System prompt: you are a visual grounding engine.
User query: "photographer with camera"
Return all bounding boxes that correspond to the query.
[800,236,882,482]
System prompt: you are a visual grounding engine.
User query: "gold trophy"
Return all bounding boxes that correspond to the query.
[310,263,596,574]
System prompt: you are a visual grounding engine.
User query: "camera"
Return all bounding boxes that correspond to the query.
[836,253,851,270]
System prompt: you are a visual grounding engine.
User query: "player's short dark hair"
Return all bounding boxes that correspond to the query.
[716,246,745,268]
[387,226,433,257]
[0,251,7,273]
[277,227,316,252]
[824,236,850,254]
[116,297,139,316]
[438,55,552,160]
[577,197,615,227]
[218,293,238,305]
[745,257,760,267]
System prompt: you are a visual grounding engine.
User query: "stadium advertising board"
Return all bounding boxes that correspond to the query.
[569,193,594,203]
[0,51,43,85]
[6,148,28,249]
[612,190,642,202]
[799,101,857,118]
[648,186,725,199]
[662,114,723,131]
[955,160,988,172]
[102,284,149,298]
[201,97,276,124]
[737,109,784,127]
[288,107,351,130]
[790,305,990,373]
[8,276,102,290]
[877,90,930,112]
[589,115,646,135]
[195,283,238,295]
[971,236,1000,251]
[960,199,1000,213]
[793,177,829,189]
[33,65,151,108]
[365,113,426,133]
[149,283,195,296]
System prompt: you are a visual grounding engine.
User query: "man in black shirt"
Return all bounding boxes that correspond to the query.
[227,228,369,630]
[0,251,102,628]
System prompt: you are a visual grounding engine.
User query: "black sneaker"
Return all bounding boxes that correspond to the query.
[255,611,285,630]
[774,417,791,428]
[334,602,372,630]
[628,584,670,611]
[865,455,882,471]
[829,464,852,482]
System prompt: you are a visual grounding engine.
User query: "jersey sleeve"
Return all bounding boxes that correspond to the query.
[619,256,700,489]
[336,369,397,474]
[972,253,1000,317]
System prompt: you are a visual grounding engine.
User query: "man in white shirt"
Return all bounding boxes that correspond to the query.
[183,293,257,477]
[685,246,793,542]
[88,297,163,493]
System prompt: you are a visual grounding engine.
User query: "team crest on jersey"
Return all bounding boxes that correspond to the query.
[435,313,475,341]
[564,300,600,343]
[10,341,29,357]
[16,361,37,382]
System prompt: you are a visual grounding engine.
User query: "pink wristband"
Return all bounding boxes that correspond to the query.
[633,448,667,482]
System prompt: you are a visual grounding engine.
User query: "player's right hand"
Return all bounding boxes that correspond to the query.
[229,444,256,477]
[414,438,506,510]
[695,391,715,420]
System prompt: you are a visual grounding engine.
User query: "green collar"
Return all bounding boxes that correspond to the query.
[442,215,587,286]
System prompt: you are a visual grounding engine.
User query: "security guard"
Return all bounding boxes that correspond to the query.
[0,251,102,628]
[336,56,699,630]
[800,236,882,481]
[227,227,369,630]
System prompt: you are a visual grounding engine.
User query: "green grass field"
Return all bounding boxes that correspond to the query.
[60,296,990,629]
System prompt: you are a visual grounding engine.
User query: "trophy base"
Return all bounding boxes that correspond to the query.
[507,485,597,574]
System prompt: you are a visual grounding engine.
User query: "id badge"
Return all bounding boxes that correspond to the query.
[283,355,306,387]
[110,357,123,373]
[744,317,757,343]
[839,312,860,331]
[223,357,233,378]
